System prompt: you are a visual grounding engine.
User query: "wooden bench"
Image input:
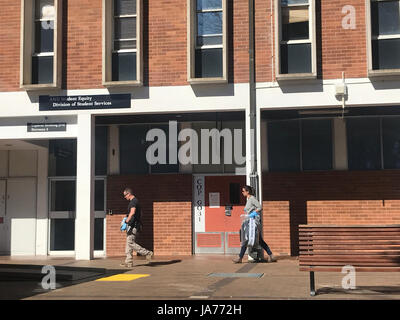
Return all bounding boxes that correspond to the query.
[299,224,400,296]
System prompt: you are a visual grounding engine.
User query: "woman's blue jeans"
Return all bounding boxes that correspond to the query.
[239,235,273,259]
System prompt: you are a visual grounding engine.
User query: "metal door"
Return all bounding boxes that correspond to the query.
[193,175,246,254]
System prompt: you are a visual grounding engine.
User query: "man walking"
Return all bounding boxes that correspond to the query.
[120,188,153,267]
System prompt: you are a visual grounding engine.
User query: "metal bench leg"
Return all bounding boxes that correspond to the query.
[310,271,316,296]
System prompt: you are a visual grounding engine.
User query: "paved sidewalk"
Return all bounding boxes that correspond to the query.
[1,255,400,300]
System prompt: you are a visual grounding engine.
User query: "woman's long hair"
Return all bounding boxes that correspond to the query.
[242,185,255,196]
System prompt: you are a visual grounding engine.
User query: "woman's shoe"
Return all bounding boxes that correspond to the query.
[232,257,242,263]
[268,254,277,262]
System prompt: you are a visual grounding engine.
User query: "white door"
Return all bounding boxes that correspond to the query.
[0,180,9,254]
[8,178,36,255]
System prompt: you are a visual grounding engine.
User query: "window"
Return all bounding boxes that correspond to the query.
[103,0,143,86]
[268,120,301,171]
[119,124,179,175]
[368,0,400,75]
[302,119,333,170]
[188,0,228,83]
[347,118,382,170]
[267,119,333,172]
[20,0,62,89]
[382,117,400,169]
[275,0,316,79]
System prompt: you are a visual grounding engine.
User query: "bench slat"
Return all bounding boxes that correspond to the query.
[300,256,400,261]
[300,251,400,255]
[299,261,400,267]
[299,245,400,251]
[299,267,400,272]
[299,236,400,240]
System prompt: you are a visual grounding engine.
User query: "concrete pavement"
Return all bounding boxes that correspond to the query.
[1,255,400,300]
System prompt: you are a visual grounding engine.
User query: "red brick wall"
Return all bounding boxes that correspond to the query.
[106,174,192,256]
[318,0,367,79]
[0,0,20,91]
[262,201,291,256]
[262,170,400,256]
[0,0,372,91]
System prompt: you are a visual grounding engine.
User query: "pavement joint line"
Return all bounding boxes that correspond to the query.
[191,262,258,298]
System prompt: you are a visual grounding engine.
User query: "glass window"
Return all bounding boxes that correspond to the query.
[371,0,400,70]
[32,0,54,84]
[280,43,312,74]
[268,120,300,172]
[282,0,309,5]
[371,0,400,36]
[95,180,105,211]
[115,0,137,15]
[195,48,223,78]
[197,0,222,10]
[50,180,76,211]
[195,0,223,78]
[282,6,309,41]
[372,39,400,70]
[347,118,382,170]
[32,56,53,84]
[120,125,150,174]
[383,117,400,169]
[95,126,108,176]
[112,52,137,81]
[229,183,241,205]
[150,124,179,174]
[279,0,313,75]
[49,139,77,177]
[94,218,104,251]
[302,119,333,171]
[112,0,137,81]
[50,219,75,251]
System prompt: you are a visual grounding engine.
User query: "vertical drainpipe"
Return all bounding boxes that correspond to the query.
[249,0,259,200]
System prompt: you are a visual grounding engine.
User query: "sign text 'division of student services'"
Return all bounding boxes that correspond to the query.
[39,94,131,111]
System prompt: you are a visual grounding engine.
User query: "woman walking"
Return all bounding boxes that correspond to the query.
[232,185,277,263]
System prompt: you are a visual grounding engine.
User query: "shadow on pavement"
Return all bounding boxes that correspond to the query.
[317,285,400,296]
[135,259,182,267]
[0,264,127,300]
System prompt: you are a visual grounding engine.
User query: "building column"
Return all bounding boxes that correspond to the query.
[108,125,120,175]
[75,114,95,260]
[35,145,49,256]
[245,106,252,185]
[333,118,348,170]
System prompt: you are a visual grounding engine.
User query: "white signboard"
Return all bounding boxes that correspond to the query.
[193,175,205,233]
[209,192,220,208]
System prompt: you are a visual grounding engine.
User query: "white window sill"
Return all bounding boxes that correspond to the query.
[276,73,317,81]
[103,80,143,87]
[20,83,60,91]
[188,77,228,85]
[368,69,400,79]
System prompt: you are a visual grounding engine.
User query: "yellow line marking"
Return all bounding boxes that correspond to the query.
[96,274,150,282]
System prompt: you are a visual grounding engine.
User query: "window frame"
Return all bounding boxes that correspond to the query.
[103,0,143,87]
[267,118,334,172]
[20,0,62,90]
[187,0,228,84]
[274,0,317,81]
[367,0,400,77]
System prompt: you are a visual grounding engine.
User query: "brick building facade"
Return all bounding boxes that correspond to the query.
[0,0,400,259]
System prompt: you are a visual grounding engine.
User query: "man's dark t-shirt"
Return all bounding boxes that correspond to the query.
[126,198,142,229]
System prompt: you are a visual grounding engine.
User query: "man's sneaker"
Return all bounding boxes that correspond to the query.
[146,251,153,261]
[232,257,242,264]
[120,262,133,268]
[268,254,277,262]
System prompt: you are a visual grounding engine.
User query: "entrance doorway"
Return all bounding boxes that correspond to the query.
[0,178,36,255]
[193,175,246,254]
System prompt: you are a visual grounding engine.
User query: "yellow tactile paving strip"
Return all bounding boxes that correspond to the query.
[96,274,150,282]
